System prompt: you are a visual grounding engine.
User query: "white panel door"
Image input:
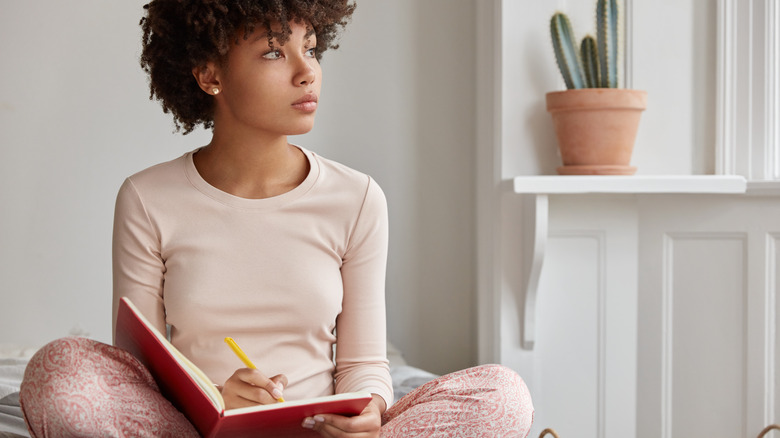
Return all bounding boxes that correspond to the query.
[520,195,638,438]
[637,195,780,437]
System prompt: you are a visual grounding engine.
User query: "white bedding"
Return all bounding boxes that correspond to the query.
[0,358,29,438]
[0,341,437,437]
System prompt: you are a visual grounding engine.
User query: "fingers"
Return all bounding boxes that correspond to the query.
[301,408,381,437]
[269,374,288,400]
[300,394,382,436]
[222,369,287,408]
[302,415,378,438]
[270,374,289,389]
[240,369,285,403]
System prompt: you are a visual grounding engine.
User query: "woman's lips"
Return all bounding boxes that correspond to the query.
[292,95,318,113]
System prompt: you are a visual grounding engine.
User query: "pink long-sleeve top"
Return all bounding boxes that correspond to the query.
[111,146,393,407]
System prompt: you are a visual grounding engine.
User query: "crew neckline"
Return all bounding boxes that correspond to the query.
[183,144,320,210]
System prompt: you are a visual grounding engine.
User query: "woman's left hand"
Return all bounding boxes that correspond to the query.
[302,394,385,437]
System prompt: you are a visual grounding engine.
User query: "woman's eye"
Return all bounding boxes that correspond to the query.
[263,50,282,60]
[305,48,317,58]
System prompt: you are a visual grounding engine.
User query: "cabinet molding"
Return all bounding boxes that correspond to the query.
[767,234,780,426]
[660,232,749,438]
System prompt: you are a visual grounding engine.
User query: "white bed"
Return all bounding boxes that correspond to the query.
[0,341,437,437]
[0,345,34,438]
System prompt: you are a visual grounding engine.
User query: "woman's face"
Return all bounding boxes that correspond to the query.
[213,20,322,137]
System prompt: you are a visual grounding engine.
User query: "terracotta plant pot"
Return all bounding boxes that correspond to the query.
[546,88,647,175]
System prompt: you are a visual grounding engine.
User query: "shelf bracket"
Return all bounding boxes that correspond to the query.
[521,194,548,350]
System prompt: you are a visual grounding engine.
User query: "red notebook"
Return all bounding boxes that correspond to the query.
[115,297,372,438]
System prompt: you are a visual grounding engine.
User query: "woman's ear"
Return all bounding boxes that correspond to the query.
[192,62,222,96]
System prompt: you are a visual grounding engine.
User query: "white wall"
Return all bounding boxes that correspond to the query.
[0,1,477,374]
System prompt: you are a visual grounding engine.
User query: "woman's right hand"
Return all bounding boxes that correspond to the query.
[220,368,288,409]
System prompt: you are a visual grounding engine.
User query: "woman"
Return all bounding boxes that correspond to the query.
[20,1,533,437]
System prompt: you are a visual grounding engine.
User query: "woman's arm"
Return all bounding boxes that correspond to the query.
[111,178,167,342]
[333,176,393,409]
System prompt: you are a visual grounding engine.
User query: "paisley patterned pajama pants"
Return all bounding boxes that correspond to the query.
[20,337,534,437]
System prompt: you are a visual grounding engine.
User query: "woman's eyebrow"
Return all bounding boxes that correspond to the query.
[247,31,314,47]
[251,34,271,44]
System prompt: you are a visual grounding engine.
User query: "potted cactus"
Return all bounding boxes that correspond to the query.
[547,0,647,175]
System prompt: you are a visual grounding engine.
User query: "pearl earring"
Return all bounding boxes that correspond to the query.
[212,88,220,95]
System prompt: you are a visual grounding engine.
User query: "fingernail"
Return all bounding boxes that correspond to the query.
[272,388,283,399]
[302,418,315,429]
[314,415,325,423]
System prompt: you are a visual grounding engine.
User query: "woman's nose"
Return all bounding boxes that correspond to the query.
[293,58,317,86]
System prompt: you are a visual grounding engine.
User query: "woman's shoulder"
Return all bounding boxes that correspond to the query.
[129,151,194,181]
[124,151,191,186]
[305,148,384,195]
[116,150,194,208]
[303,150,387,224]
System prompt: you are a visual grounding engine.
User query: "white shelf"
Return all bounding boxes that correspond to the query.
[511,174,752,350]
[513,175,747,194]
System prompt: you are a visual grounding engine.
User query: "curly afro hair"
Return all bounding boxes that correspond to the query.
[140,0,356,134]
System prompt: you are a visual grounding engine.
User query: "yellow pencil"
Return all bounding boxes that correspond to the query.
[224,337,284,402]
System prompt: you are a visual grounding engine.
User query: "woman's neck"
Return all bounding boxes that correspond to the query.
[193,129,309,199]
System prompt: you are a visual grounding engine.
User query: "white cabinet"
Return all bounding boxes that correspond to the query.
[513,193,780,437]
[476,1,780,437]
[637,195,780,437]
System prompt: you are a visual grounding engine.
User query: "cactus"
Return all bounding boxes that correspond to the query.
[550,12,585,90]
[597,0,619,87]
[550,0,620,89]
[580,35,599,88]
